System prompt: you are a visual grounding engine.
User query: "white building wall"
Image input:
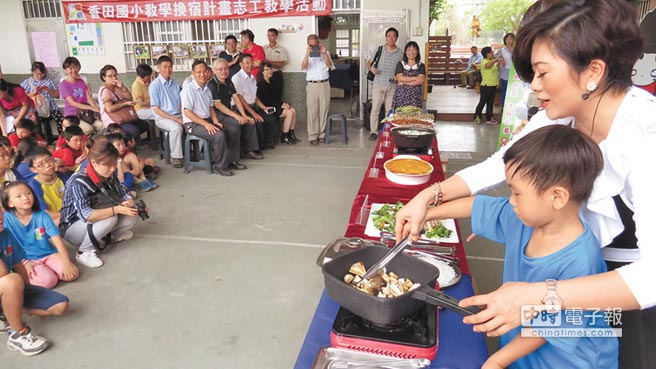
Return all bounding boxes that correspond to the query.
[0,0,32,74]
[248,16,316,73]
[362,0,429,46]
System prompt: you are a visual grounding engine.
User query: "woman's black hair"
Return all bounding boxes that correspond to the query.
[513,0,644,91]
[503,33,515,46]
[99,64,117,82]
[0,79,17,98]
[1,181,41,213]
[31,61,47,75]
[62,56,81,70]
[402,41,421,64]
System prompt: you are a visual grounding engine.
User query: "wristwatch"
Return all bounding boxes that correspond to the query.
[542,279,562,310]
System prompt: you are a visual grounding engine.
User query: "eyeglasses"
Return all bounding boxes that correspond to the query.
[33,156,54,168]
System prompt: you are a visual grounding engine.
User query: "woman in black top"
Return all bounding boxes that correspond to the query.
[257,62,298,144]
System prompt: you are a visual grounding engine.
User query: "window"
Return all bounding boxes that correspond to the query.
[334,14,360,58]
[122,19,249,71]
[332,0,361,11]
[22,0,62,19]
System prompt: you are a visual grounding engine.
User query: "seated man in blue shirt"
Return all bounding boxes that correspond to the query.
[458,46,483,88]
[181,60,237,176]
[400,125,618,369]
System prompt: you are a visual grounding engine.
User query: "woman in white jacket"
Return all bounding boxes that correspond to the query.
[395,0,655,367]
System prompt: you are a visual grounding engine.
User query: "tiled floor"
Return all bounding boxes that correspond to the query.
[0,96,506,366]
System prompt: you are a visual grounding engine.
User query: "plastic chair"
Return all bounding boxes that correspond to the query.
[158,129,171,164]
[325,113,348,145]
[183,134,213,175]
[145,120,158,150]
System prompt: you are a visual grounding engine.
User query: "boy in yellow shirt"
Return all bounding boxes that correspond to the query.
[27,147,64,224]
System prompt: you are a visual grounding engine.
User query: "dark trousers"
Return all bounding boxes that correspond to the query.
[475,85,497,120]
[606,260,656,369]
[185,119,232,170]
[252,106,279,149]
[122,119,150,139]
[272,71,284,92]
[217,112,259,153]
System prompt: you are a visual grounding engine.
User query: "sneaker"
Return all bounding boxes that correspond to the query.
[7,328,49,356]
[138,181,154,192]
[146,180,159,190]
[485,118,499,125]
[76,250,104,268]
[111,231,134,244]
[474,117,481,124]
[369,133,378,141]
[457,84,467,88]
[0,315,10,334]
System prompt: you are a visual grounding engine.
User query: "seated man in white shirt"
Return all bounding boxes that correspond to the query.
[231,53,278,150]
[180,60,238,176]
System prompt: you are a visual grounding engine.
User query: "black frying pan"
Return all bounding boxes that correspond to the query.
[322,246,477,326]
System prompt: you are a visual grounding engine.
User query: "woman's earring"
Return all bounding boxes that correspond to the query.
[582,81,598,100]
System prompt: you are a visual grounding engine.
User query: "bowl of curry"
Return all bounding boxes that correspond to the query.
[383,155,434,185]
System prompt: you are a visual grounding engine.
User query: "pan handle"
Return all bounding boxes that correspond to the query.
[411,286,480,316]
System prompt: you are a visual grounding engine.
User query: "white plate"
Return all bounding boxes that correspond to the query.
[364,203,460,243]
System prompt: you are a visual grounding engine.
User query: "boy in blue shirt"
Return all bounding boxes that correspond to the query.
[0,210,69,356]
[413,125,617,369]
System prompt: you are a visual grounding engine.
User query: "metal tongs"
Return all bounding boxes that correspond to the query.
[361,237,413,280]
[328,359,430,369]
[379,231,456,255]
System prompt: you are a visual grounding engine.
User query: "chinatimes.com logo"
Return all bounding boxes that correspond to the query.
[520,305,622,338]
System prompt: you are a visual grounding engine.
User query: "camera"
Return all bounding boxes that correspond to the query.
[134,199,150,220]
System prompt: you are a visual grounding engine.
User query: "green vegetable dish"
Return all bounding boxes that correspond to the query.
[372,202,453,239]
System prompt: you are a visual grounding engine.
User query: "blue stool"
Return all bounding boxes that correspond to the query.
[325,113,348,145]
[183,134,213,175]
[159,129,171,164]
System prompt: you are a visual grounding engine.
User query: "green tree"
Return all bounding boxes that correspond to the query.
[480,0,535,33]
[430,0,448,21]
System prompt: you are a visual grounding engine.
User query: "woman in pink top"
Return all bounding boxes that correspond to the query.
[0,79,36,136]
[98,65,149,139]
[59,57,103,136]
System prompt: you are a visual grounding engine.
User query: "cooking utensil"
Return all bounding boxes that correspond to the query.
[311,347,431,369]
[379,231,456,255]
[316,237,385,267]
[323,246,479,326]
[360,237,412,280]
[391,126,435,150]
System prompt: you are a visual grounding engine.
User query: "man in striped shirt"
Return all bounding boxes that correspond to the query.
[366,27,403,141]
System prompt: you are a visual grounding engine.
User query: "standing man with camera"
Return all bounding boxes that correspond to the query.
[301,34,334,145]
[366,27,403,141]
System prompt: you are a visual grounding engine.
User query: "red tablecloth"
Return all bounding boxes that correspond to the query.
[343,125,470,274]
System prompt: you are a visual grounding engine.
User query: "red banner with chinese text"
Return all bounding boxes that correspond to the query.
[62,0,332,23]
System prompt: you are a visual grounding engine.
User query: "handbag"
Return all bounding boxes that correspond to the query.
[32,93,51,118]
[99,87,137,124]
[366,46,383,81]
[77,108,99,124]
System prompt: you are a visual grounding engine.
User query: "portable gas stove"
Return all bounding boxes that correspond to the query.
[330,304,438,361]
[393,147,434,162]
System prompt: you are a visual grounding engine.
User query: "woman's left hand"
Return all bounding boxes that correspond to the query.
[121,199,135,208]
[460,281,542,336]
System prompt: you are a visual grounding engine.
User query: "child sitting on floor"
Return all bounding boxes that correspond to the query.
[13,137,39,182]
[403,125,618,369]
[55,116,86,150]
[1,181,78,289]
[0,137,17,183]
[27,147,64,224]
[7,119,47,148]
[106,132,157,192]
[52,126,86,174]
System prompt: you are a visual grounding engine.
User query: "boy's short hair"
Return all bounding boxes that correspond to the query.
[16,119,36,131]
[136,64,153,78]
[106,123,124,134]
[63,125,84,142]
[63,115,80,126]
[503,125,603,204]
[105,132,127,144]
[26,147,52,168]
